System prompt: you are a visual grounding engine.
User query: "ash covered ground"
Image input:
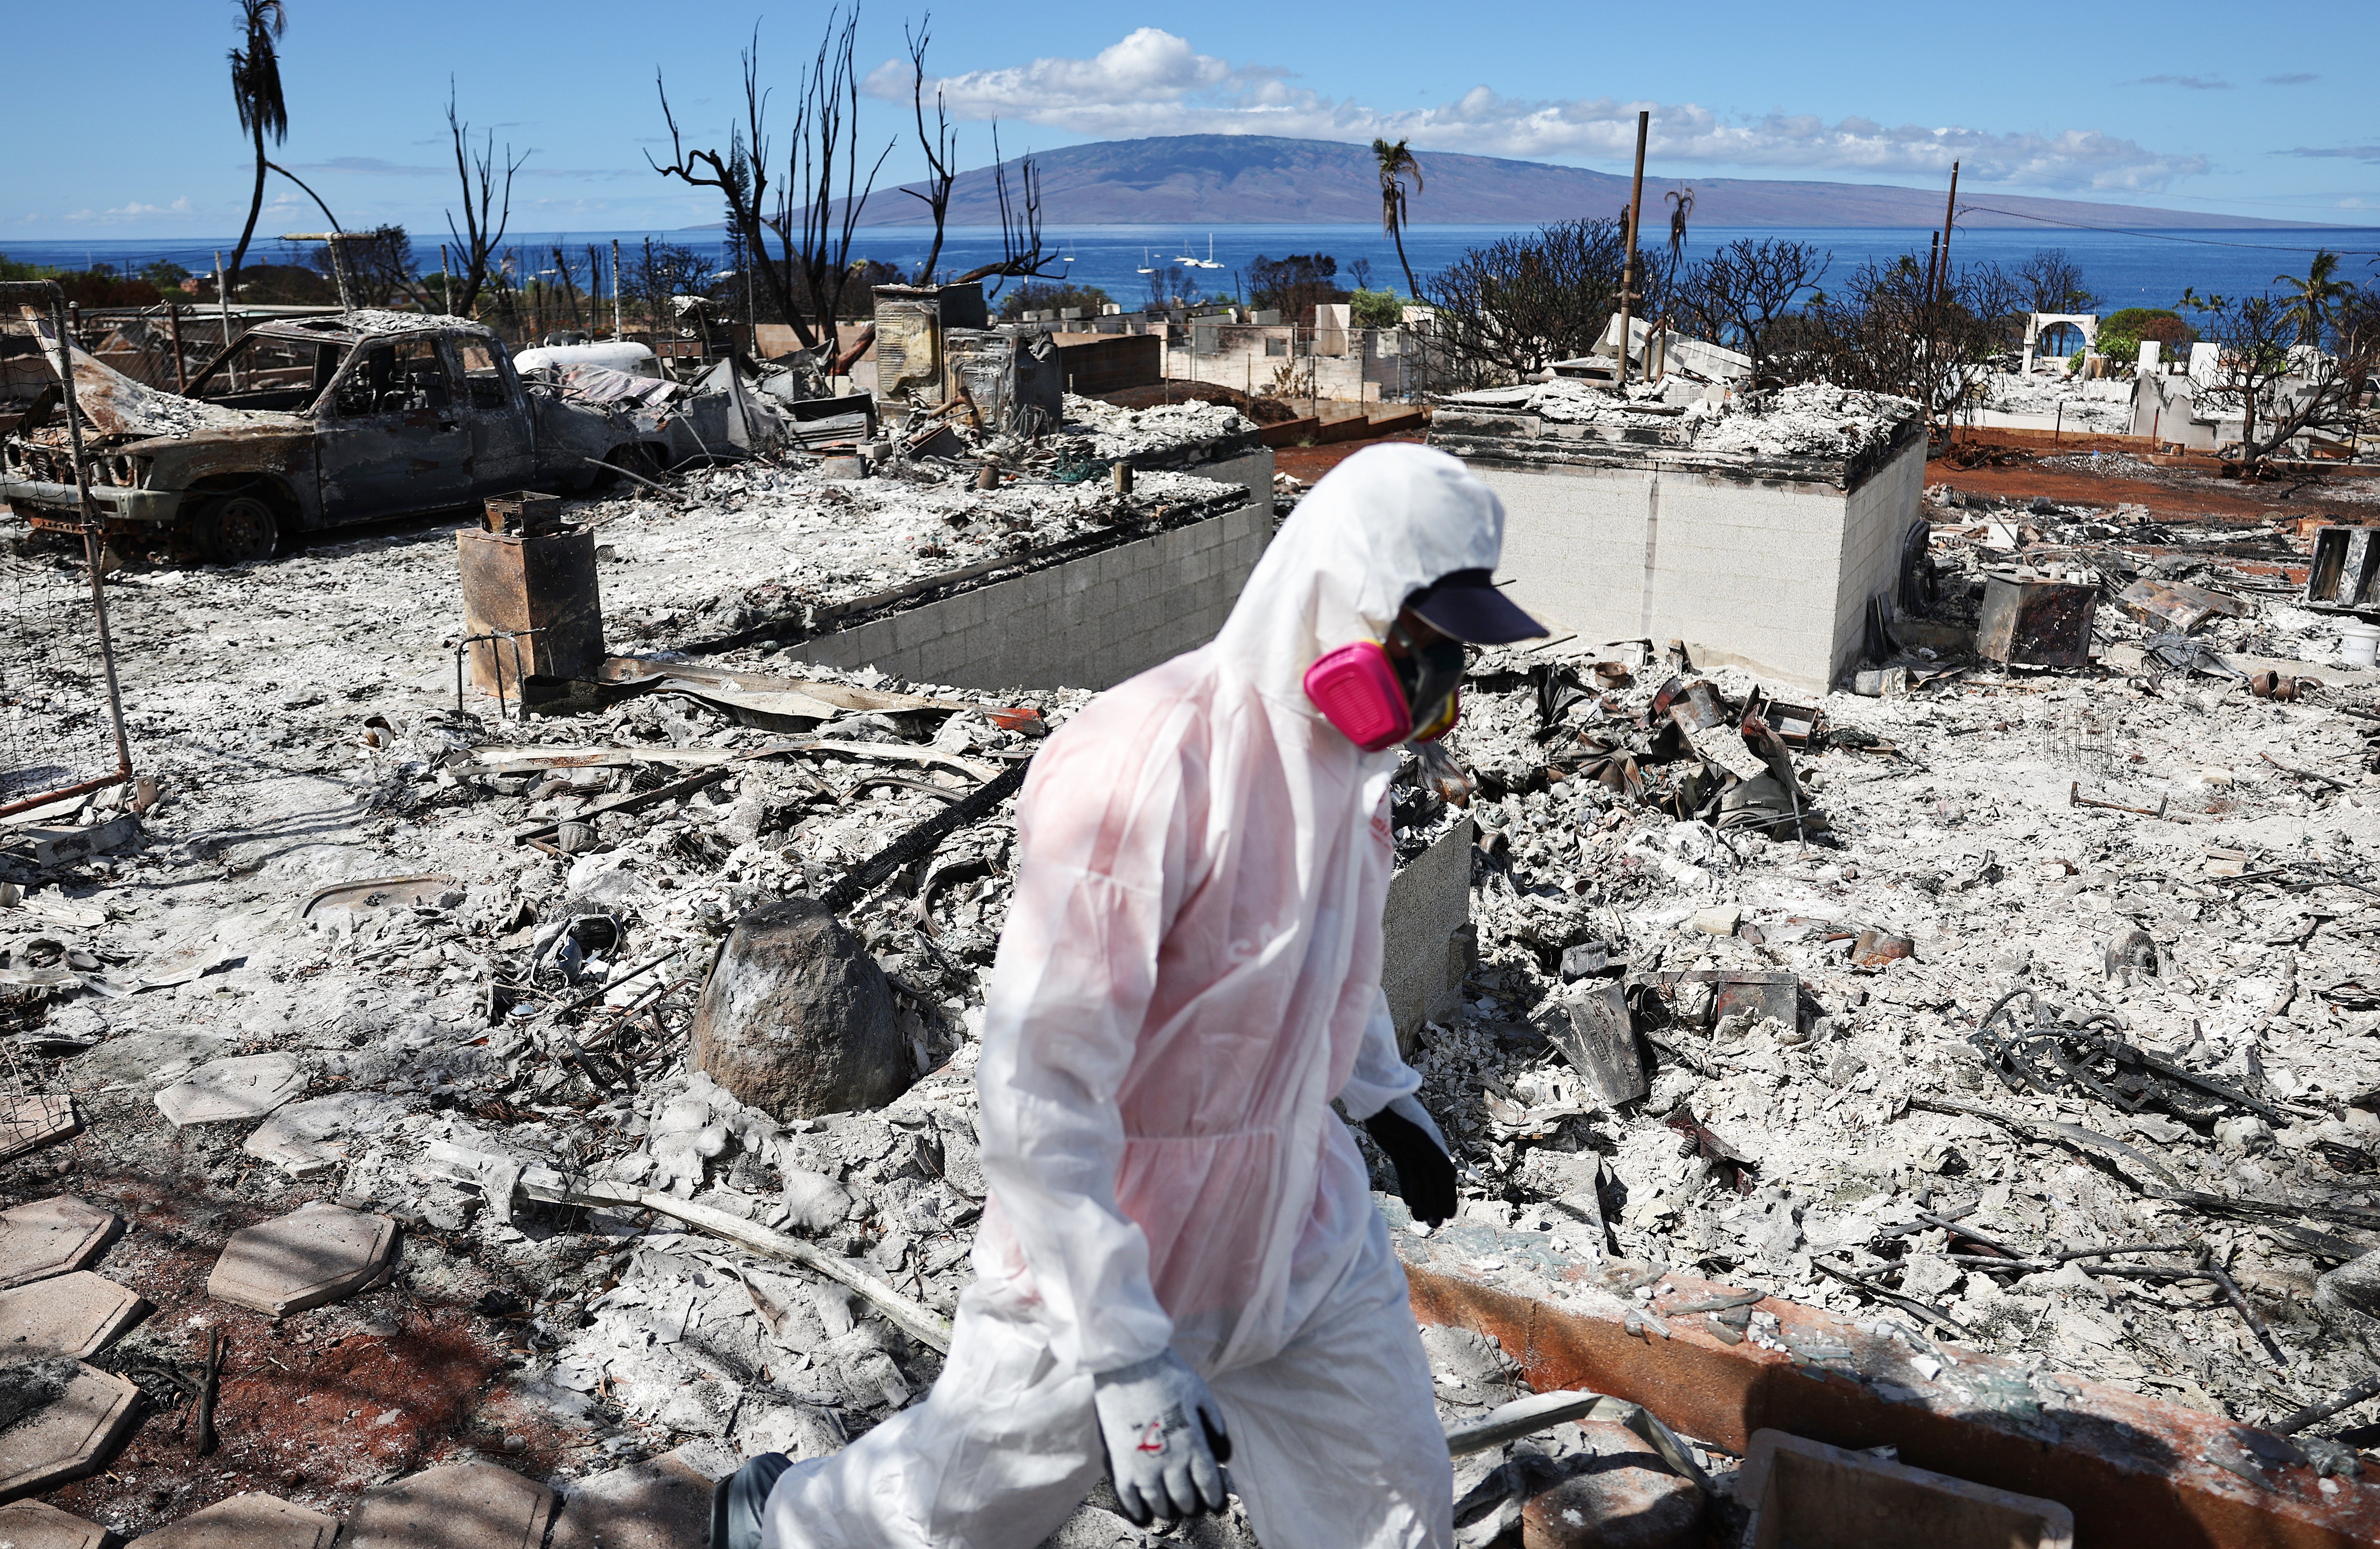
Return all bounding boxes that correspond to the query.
[3,447,2380,1540]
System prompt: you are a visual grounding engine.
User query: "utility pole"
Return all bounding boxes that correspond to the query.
[215,250,239,390]
[1615,110,1650,388]
[1935,161,1960,302]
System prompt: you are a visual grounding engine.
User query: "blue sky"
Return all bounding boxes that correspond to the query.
[4,0,2372,239]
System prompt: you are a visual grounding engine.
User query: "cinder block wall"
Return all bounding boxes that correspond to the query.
[790,501,1273,691]
[1469,439,1923,692]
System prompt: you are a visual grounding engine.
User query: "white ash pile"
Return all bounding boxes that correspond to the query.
[1443,379,1915,461]
[1058,392,1257,461]
[1370,514,2380,1443]
[1980,375,2135,433]
[561,457,1248,651]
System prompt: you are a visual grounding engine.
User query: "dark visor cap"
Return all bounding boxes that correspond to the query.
[1407,569,1550,646]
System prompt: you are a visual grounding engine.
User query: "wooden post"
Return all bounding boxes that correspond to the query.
[1616,110,1650,387]
[167,302,187,393]
[1927,232,1940,300]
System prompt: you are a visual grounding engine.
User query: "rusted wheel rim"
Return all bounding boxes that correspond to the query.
[211,495,278,563]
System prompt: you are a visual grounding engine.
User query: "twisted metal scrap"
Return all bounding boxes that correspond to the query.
[1968,987,2287,1125]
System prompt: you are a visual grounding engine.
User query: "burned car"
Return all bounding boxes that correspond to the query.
[0,310,671,564]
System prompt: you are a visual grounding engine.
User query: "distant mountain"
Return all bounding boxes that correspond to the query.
[818,134,2324,230]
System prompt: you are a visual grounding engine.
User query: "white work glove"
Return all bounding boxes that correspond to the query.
[1090,1350,1232,1526]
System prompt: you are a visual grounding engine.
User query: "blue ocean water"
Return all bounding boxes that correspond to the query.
[11,222,2376,315]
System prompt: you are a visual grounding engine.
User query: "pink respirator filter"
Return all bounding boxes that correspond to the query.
[1302,641,1412,752]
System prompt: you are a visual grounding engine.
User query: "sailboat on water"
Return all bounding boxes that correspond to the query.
[1135,248,1156,275]
[1190,234,1223,270]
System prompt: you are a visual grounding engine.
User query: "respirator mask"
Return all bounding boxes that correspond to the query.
[1301,620,1469,752]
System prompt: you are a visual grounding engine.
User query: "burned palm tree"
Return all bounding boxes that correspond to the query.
[1374,138,1423,300]
[225,0,289,304]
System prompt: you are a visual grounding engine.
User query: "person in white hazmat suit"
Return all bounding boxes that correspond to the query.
[716,443,1548,1549]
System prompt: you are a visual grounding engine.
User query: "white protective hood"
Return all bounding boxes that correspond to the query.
[970,442,1509,1377]
[1215,441,1508,708]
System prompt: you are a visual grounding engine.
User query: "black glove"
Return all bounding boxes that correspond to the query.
[1365,1095,1458,1227]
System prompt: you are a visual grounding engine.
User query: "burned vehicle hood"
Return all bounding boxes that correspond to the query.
[23,327,289,446]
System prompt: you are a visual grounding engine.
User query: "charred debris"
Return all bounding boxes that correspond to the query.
[1,305,2379,1543]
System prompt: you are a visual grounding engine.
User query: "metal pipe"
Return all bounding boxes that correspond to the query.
[612,237,624,338]
[167,303,187,393]
[281,232,355,319]
[14,283,134,793]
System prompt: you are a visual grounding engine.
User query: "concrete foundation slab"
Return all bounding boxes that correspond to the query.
[0,1271,145,1357]
[345,1462,557,1549]
[0,1094,78,1162]
[0,1197,123,1291]
[0,1499,109,1549]
[128,1492,340,1548]
[206,1202,396,1317]
[0,1362,141,1501]
[550,1449,716,1549]
[154,1054,305,1127]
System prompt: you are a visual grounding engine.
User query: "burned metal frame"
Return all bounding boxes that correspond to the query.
[0,281,135,820]
[1969,986,2289,1126]
[453,630,536,723]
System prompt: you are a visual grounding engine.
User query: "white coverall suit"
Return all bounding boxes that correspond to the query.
[762,443,1510,1549]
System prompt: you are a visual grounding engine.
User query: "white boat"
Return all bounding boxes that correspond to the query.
[1062,240,1076,265]
[1191,235,1223,270]
[1135,248,1156,275]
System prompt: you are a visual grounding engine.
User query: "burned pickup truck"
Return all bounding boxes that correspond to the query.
[0,310,671,564]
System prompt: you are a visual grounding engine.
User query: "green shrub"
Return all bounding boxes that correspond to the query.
[1349,288,1406,329]
[2097,307,2194,365]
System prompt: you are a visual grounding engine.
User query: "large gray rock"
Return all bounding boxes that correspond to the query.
[2318,1247,2380,1318]
[692,896,908,1120]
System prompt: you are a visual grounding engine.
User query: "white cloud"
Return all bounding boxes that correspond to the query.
[871,30,2210,192]
[60,196,198,224]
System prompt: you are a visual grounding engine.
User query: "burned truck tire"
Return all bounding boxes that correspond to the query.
[192,494,281,565]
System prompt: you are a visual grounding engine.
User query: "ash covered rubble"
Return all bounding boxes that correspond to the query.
[5,396,2380,1541]
[1366,498,2380,1461]
[1440,379,1914,462]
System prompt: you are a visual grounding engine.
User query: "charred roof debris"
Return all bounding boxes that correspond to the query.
[2,273,2380,1548]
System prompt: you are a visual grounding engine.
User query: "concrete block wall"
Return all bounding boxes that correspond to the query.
[1383,817,1476,1052]
[1468,438,1925,692]
[788,501,1272,691]
[1829,446,1926,683]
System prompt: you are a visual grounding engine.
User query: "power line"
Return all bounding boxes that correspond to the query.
[1956,202,2380,256]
